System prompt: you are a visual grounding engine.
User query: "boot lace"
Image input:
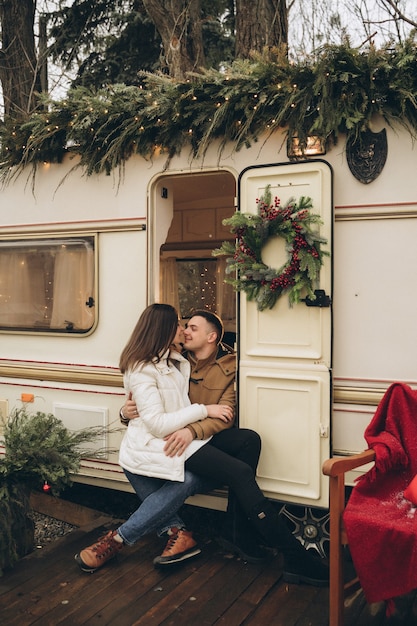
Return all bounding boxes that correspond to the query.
[164,529,182,554]
[93,533,119,559]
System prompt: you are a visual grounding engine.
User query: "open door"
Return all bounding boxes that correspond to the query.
[149,170,237,335]
[238,161,333,509]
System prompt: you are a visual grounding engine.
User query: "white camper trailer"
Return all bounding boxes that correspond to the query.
[0,121,416,553]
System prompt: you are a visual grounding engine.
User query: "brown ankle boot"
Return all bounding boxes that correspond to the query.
[153,527,201,566]
[75,530,123,573]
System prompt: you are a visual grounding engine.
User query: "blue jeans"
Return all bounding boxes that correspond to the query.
[117,469,203,546]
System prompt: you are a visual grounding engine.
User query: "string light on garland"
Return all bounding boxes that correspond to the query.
[1,42,417,178]
[213,185,329,311]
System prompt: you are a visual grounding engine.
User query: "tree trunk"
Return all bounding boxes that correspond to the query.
[235,0,288,58]
[0,0,41,118]
[142,0,205,79]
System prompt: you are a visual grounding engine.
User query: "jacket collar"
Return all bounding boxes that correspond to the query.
[184,343,235,374]
[152,348,188,374]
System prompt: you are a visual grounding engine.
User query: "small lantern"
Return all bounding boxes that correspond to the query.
[288,135,326,159]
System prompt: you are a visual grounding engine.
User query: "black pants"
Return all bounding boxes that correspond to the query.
[185,428,265,520]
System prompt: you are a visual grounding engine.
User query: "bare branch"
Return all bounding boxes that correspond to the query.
[378,0,417,29]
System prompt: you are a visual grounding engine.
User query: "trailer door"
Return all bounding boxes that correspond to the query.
[238,161,332,508]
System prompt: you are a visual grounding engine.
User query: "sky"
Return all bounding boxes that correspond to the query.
[289,0,416,56]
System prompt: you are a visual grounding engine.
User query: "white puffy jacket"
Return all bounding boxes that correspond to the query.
[119,349,210,481]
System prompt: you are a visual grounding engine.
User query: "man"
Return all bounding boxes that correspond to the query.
[121,309,269,566]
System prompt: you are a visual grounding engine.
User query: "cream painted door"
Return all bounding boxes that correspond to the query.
[238,161,332,508]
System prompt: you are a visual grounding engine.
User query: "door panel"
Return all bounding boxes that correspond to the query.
[238,161,332,508]
[239,366,330,502]
[242,300,326,360]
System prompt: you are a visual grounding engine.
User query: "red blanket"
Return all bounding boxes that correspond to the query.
[343,382,417,608]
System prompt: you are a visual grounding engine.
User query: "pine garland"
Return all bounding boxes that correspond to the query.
[1,40,417,180]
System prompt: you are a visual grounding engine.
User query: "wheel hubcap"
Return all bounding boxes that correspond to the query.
[279,505,330,558]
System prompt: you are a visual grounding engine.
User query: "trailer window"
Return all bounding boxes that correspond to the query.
[0,237,95,333]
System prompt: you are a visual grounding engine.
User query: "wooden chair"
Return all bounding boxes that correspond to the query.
[322,449,376,626]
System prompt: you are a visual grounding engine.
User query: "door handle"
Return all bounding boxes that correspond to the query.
[302,289,331,308]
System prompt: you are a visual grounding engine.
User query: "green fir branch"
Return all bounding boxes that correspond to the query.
[0,408,115,495]
[0,408,118,574]
[1,40,417,178]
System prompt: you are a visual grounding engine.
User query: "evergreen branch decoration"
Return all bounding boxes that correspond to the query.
[213,185,329,311]
[1,40,417,179]
[0,409,111,494]
[0,408,116,573]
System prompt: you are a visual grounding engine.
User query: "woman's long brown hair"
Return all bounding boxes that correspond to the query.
[119,303,178,373]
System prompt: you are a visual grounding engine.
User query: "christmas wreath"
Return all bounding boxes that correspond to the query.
[214,185,329,311]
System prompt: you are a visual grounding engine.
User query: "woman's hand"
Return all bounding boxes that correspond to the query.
[164,428,193,457]
[120,393,139,421]
[205,404,234,422]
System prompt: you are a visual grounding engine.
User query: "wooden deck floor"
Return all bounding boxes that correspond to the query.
[0,499,416,625]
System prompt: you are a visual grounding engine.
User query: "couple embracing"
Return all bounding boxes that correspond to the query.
[75,305,328,587]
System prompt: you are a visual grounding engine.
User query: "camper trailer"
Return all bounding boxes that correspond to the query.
[0,121,415,554]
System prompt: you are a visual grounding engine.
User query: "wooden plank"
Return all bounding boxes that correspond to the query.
[0,526,101,599]
[128,547,228,626]
[37,536,162,625]
[157,555,269,625]
[0,524,117,624]
[244,580,320,625]
[4,508,417,626]
[215,554,284,624]
[30,492,108,526]
[295,587,329,626]
[76,538,218,626]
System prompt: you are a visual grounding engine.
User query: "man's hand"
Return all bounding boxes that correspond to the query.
[164,428,194,457]
[205,404,234,422]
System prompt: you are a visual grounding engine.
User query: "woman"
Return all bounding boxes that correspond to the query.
[75,303,232,573]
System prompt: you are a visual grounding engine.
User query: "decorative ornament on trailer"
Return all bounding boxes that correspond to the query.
[214,185,329,311]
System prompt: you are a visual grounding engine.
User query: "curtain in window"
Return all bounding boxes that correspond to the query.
[216,256,235,321]
[50,245,95,330]
[0,250,46,326]
[159,257,181,317]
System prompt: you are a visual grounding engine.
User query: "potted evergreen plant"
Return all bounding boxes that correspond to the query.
[0,408,109,575]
